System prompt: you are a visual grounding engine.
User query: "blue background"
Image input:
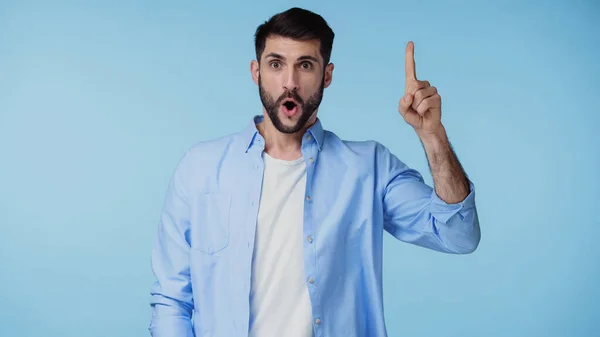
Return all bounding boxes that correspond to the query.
[1,1,598,336]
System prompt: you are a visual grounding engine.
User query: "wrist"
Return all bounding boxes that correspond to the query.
[418,126,448,151]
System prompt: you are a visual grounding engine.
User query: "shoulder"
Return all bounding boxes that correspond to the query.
[322,129,399,162]
[321,129,418,185]
[173,130,246,175]
[187,132,241,159]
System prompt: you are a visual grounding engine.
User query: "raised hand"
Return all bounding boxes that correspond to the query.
[398,41,443,139]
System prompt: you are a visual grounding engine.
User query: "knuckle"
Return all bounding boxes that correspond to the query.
[414,90,423,101]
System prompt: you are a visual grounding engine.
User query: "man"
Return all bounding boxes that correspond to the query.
[149,7,480,337]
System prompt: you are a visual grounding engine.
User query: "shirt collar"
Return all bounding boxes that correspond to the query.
[243,115,324,153]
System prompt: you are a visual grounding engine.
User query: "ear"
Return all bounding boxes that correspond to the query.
[250,60,260,85]
[323,63,334,89]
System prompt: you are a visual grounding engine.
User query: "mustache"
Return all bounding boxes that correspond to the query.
[276,90,303,105]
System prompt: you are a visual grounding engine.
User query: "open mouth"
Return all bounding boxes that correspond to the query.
[283,100,297,110]
[281,99,299,116]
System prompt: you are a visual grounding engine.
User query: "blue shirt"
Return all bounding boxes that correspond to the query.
[149,115,481,337]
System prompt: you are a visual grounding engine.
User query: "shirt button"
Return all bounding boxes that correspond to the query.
[308,277,314,284]
[309,157,314,163]
[306,195,311,201]
[307,236,313,243]
[306,135,311,140]
[315,318,321,325]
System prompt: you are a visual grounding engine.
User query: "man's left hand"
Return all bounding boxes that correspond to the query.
[398,41,444,140]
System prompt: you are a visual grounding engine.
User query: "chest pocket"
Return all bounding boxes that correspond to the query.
[190,191,231,255]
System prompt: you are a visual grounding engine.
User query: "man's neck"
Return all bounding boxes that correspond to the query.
[257,113,315,161]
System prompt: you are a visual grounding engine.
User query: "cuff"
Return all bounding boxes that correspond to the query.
[148,315,194,337]
[428,180,476,224]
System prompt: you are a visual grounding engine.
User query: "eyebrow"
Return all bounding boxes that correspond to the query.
[265,53,320,64]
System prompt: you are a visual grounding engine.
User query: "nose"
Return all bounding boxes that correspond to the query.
[282,67,299,92]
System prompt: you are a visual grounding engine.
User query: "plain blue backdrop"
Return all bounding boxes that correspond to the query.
[1,1,598,336]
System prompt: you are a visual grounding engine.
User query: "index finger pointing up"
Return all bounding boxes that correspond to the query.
[405,41,416,81]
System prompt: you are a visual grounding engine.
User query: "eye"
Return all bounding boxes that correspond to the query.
[300,62,313,70]
[269,61,281,69]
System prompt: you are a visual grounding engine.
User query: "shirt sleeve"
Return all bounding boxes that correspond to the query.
[148,151,195,337]
[377,143,481,254]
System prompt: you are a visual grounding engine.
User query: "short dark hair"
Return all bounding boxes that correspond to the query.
[254,7,335,66]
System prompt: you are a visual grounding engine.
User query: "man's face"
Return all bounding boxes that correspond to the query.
[252,36,333,134]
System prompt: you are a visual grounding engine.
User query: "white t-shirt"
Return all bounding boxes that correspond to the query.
[248,152,313,337]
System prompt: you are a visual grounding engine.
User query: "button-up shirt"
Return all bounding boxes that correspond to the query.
[149,115,481,337]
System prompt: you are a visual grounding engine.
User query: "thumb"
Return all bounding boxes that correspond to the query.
[398,93,413,116]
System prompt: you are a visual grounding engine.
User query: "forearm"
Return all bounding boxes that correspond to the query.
[149,301,194,337]
[379,139,479,254]
[419,126,470,204]
[149,149,195,337]
[149,318,193,337]
[149,261,195,337]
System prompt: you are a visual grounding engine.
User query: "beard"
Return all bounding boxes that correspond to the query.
[258,76,324,134]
